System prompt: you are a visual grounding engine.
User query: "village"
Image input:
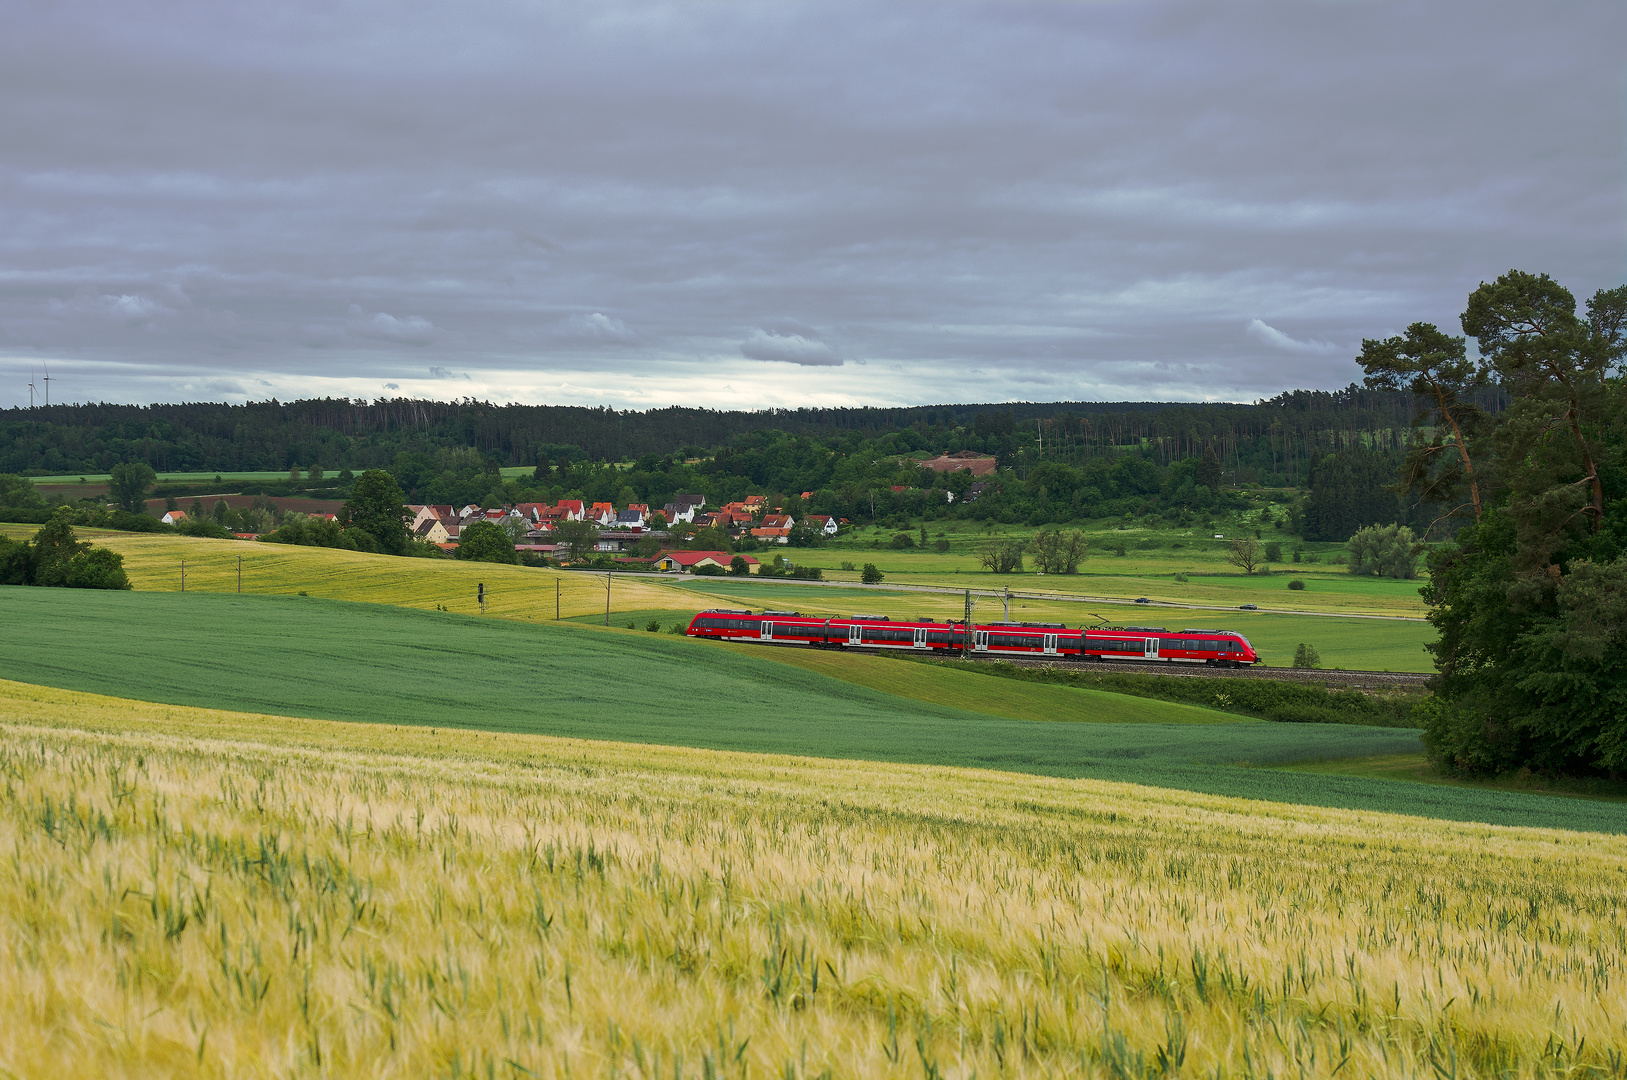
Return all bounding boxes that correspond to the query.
[403,493,844,571]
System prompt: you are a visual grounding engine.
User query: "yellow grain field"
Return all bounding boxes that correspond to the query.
[2,678,1624,1078]
[0,527,688,620]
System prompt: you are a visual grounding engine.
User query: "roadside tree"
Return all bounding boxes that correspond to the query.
[860,563,884,584]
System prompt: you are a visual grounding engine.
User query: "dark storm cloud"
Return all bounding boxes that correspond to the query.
[0,0,1622,409]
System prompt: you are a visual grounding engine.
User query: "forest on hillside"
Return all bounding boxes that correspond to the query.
[2,386,1459,486]
[1,387,1458,542]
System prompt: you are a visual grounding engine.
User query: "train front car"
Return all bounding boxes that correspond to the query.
[1082,626,1261,666]
[685,609,759,641]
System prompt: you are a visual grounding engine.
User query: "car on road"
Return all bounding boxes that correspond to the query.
[1134,597,1151,604]
[1239,603,1259,610]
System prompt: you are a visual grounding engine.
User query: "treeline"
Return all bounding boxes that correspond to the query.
[3,388,1446,490]
[1361,271,1627,782]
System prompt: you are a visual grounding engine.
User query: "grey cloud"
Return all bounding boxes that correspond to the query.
[556,312,637,344]
[1244,319,1340,356]
[740,329,842,367]
[348,306,436,345]
[427,367,471,381]
[0,0,1621,407]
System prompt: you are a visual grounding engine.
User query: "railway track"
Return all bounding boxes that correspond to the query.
[977,655,1431,689]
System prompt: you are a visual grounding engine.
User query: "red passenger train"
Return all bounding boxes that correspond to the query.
[684,609,1262,666]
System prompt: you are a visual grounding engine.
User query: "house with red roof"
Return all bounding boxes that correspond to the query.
[650,550,758,574]
[587,502,616,526]
[555,499,585,521]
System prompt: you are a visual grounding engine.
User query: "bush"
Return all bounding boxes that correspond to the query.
[890,533,915,549]
[933,539,950,553]
[63,547,131,590]
[645,620,661,632]
[839,561,855,571]
[861,563,884,584]
[729,555,750,576]
[1264,541,1283,563]
[1287,579,1305,590]
[1292,643,1322,669]
[692,563,724,576]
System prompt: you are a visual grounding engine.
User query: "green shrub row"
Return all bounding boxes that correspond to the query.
[907,656,1426,728]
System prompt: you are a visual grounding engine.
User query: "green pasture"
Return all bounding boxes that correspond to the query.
[27,470,301,486]
[784,519,1428,617]
[2,587,1622,832]
[675,579,1436,671]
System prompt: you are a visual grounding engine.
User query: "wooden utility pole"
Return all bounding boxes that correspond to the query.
[555,578,560,621]
[180,559,185,593]
[237,555,242,594]
[604,574,611,626]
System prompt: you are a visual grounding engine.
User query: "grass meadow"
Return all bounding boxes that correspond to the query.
[3,680,1625,1078]
[786,519,1430,618]
[4,587,1623,832]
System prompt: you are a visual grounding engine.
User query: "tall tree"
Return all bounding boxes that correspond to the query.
[1357,323,1486,526]
[1461,271,1623,542]
[107,462,157,514]
[343,470,409,554]
[1413,272,1627,779]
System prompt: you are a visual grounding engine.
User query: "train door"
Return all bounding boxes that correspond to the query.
[847,625,863,646]
[1043,634,1058,656]
[974,630,990,652]
[760,621,774,641]
[912,627,929,650]
[1143,637,1159,659]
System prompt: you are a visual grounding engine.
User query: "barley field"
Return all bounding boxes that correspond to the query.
[0,525,683,620]
[3,679,1624,1079]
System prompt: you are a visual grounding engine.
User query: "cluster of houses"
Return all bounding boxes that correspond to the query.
[404,494,843,559]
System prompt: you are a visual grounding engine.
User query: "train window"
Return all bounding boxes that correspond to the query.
[927,631,952,645]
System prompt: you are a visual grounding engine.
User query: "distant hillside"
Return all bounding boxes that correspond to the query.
[1,388,1447,479]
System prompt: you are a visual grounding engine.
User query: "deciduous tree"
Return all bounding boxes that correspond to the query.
[107,462,156,514]
[1347,524,1422,579]
[454,520,520,564]
[343,470,409,554]
[1225,537,1262,575]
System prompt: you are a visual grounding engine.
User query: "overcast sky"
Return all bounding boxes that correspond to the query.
[1,0,1622,411]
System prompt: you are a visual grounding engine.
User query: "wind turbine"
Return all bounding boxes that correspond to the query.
[41,365,51,407]
[27,372,36,408]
